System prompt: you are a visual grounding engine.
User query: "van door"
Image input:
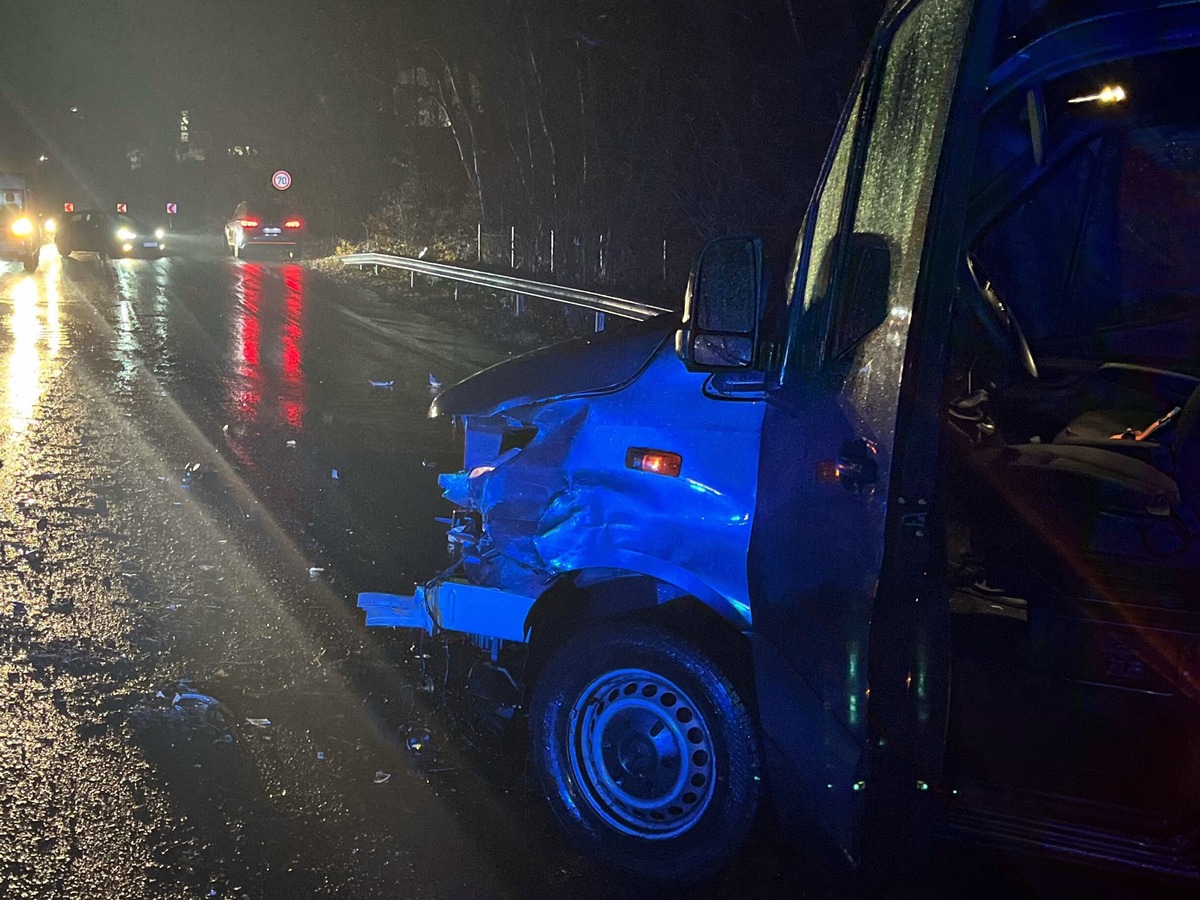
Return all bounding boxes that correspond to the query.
[747,0,996,867]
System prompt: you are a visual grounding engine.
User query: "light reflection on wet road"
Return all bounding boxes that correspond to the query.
[0,247,619,899]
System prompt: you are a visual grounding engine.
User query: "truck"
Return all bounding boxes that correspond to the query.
[0,173,40,272]
[360,0,1200,885]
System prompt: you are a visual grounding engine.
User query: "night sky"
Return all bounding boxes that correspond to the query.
[0,1,881,245]
[0,2,337,170]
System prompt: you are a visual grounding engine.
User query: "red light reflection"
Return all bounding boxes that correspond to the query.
[230,263,263,422]
[226,263,307,431]
[280,265,306,429]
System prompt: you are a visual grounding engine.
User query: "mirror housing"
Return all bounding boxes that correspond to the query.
[678,235,764,369]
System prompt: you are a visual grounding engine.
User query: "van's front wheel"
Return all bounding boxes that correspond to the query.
[530,622,760,882]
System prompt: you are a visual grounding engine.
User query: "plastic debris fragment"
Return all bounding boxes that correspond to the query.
[331,469,339,480]
[368,379,394,389]
[428,373,443,392]
[308,567,325,579]
[286,440,297,448]
[245,718,271,728]
[317,751,326,760]
[373,771,391,784]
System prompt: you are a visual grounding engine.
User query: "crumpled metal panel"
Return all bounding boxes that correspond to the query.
[432,315,676,418]
[445,344,766,625]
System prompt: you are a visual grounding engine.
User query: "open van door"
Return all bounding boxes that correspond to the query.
[747,0,999,870]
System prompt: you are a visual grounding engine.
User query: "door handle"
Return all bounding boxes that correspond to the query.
[836,437,878,493]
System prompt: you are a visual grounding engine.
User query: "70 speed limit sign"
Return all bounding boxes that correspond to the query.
[272,170,292,191]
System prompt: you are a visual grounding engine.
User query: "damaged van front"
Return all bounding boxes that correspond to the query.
[360,239,770,880]
[360,301,766,643]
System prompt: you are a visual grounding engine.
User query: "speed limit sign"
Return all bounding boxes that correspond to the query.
[272,170,292,191]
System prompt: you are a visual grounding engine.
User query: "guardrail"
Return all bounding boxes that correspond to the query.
[340,252,672,327]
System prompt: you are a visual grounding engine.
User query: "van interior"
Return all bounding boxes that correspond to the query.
[941,44,1200,858]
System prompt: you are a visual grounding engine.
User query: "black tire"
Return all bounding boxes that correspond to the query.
[530,621,761,882]
[23,251,38,273]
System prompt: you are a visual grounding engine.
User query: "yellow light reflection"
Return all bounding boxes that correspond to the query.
[1068,84,1127,105]
[5,274,62,437]
[7,278,43,433]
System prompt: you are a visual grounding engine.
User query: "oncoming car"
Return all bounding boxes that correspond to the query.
[225,199,304,259]
[56,210,165,260]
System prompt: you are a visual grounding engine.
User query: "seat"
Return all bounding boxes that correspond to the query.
[970,385,1200,599]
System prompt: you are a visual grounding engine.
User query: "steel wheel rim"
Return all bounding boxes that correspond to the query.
[567,667,716,840]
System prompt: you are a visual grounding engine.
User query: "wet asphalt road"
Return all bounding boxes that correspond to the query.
[0,242,1184,900]
[0,242,636,899]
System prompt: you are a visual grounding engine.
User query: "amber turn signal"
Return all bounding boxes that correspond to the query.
[626,447,682,477]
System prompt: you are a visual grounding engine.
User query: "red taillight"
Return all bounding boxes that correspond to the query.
[625,447,682,477]
[240,218,259,228]
[284,218,303,229]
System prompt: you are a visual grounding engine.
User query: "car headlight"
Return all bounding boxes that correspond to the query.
[43,218,57,235]
[11,217,34,236]
[154,228,164,240]
[116,227,136,241]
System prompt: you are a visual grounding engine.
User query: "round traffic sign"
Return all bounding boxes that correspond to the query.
[272,170,292,191]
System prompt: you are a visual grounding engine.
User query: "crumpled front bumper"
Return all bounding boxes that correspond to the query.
[358,579,537,643]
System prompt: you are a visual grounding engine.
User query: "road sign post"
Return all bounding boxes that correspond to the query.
[116,202,127,214]
[166,202,177,230]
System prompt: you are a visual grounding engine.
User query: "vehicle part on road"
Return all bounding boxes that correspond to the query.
[357,582,535,642]
[244,718,271,728]
[373,771,392,784]
[369,379,395,389]
[531,622,760,882]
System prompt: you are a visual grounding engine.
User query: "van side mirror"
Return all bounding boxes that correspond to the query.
[678,235,764,369]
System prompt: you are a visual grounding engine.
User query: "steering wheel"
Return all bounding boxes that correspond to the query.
[964,253,1038,380]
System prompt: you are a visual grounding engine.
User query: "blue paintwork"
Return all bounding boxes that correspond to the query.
[362,327,766,641]
[357,583,537,642]
[358,590,434,631]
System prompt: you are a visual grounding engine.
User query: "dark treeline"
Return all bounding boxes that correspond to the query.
[315,0,883,297]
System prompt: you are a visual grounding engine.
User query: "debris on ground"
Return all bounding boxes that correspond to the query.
[373,771,391,784]
[244,718,271,728]
[404,727,431,754]
[330,469,339,480]
[308,567,325,579]
[368,379,394,389]
[131,686,235,743]
[181,462,215,490]
[286,440,297,448]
